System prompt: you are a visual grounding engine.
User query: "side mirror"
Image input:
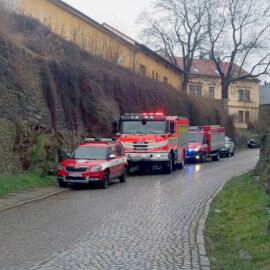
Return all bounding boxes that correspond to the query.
[113,121,119,133]
[109,154,116,159]
[170,122,175,133]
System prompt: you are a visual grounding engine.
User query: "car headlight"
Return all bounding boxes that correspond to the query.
[90,166,102,172]
[58,164,64,170]
[195,146,200,151]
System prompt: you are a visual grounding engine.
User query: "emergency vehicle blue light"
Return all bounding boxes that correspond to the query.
[187,149,193,153]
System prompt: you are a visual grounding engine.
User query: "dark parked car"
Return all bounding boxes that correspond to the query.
[247,135,260,148]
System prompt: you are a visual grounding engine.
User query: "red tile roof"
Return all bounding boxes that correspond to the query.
[176,57,250,78]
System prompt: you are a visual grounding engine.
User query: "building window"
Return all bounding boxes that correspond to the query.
[196,85,201,96]
[152,71,155,79]
[163,77,168,83]
[239,90,244,101]
[239,111,244,122]
[209,87,214,98]
[239,89,250,101]
[245,111,250,123]
[140,64,146,76]
[245,90,250,102]
[156,72,159,80]
[189,85,195,96]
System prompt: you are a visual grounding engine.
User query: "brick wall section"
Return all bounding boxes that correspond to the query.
[0,40,84,176]
[0,119,21,175]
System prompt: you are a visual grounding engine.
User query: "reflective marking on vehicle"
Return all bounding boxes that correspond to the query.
[100,157,127,171]
[121,140,169,149]
[197,144,208,149]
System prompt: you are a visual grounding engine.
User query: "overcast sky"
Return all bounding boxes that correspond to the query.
[62,0,152,41]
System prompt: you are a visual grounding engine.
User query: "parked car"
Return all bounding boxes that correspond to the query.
[220,136,235,157]
[57,138,128,189]
[247,135,260,148]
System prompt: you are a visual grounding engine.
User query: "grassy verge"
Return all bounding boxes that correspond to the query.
[205,173,270,270]
[0,171,56,197]
[236,128,257,138]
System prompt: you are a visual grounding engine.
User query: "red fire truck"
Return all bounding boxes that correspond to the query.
[186,125,225,163]
[114,113,189,174]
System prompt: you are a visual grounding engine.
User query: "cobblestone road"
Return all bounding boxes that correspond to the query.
[0,149,259,270]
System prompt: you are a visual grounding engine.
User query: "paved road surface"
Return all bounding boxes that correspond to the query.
[0,149,259,270]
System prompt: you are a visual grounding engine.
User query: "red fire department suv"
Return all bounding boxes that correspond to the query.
[57,139,128,189]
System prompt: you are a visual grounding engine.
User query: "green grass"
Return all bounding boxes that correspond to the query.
[205,173,270,270]
[236,128,257,138]
[0,171,56,197]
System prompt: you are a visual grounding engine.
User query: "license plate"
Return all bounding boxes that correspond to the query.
[68,173,82,177]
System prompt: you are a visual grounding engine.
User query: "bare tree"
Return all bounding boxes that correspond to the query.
[206,0,270,101]
[138,0,209,91]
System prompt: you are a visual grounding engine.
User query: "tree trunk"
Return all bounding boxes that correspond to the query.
[255,134,270,193]
[221,82,229,100]
[222,98,229,114]
[255,105,270,193]
[221,82,229,113]
[181,74,189,92]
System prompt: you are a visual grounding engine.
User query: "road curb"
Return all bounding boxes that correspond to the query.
[196,168,254,269]
[0,188,69,213]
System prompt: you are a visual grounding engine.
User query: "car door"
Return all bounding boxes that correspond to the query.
[115,144,124,177]
[107,146,118,178]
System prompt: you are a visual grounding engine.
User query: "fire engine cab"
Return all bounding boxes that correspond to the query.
[114,113,189,174]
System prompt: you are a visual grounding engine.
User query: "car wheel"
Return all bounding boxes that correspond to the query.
[102,171,109,189]
[212,151,220,161]
[164,153,173,174]
[200,153,206,163]
[119,166,128,183]
[58,179,68,188]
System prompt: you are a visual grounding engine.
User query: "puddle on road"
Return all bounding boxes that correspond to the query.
[187,164,201,176]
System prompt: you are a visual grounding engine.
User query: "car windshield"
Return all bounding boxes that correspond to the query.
[69,146,107,160]
[225,137,230,144]
[120,120,166,134]
[189,133,203,142]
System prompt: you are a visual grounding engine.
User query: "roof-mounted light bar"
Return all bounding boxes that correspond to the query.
[84,138,96,142]
[85,138,113,142]
[142,112,164,116]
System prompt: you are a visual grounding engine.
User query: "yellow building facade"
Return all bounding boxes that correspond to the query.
[5,0,182,89]
[187,76,259,128]
[175,57,260,128]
